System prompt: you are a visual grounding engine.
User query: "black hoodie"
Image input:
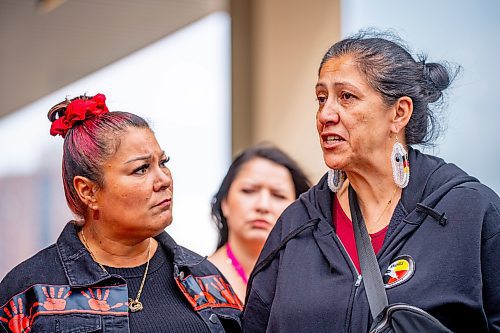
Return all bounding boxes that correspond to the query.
[243,148,500,333]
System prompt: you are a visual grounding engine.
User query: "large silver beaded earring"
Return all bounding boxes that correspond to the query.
[327,169,345,192]
[391,138,410,188]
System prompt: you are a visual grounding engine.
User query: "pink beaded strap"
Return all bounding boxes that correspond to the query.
[226,243,248,284]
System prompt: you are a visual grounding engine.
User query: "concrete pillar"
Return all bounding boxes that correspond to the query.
[231,0,341,182]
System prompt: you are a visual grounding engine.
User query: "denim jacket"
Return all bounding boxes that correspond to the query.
[0,223,242,333]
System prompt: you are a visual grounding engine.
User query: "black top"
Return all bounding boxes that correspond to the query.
[107,245,211,333]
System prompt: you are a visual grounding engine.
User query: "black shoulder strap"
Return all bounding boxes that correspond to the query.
[348,185,388,319]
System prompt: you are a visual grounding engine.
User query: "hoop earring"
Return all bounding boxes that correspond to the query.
[327,169,345,193]
[391,138,410,188]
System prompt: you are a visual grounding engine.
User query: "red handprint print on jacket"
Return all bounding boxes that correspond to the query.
[36,286,72,311]
[1,284,129,332]
[81,288,124,312]
[0,298,34,333]
[176,274,243,311]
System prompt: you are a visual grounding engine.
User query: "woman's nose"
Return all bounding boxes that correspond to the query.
[255,191,271,213]
[317,100,340,125]
[154,167,172,192]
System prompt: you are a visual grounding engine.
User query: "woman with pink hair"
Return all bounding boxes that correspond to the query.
[0,94,242,333]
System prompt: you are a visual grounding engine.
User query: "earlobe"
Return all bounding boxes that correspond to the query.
[73,176,99,208]
[391,96,413,133]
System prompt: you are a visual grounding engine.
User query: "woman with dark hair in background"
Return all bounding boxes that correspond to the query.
[0,94,242,333]
[243,30,500,332]
[209,144,311,302]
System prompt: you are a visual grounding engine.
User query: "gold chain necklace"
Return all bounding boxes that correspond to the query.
[372,187,398,227]
[80,229,152,313]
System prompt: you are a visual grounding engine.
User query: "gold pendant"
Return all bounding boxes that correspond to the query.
[128,298,143,312]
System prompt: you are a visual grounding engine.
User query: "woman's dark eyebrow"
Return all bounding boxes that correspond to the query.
[316,81,359,90]
[315,82,327,90]
[125,154,151,164]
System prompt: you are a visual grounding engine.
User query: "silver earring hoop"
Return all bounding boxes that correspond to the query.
[327,169,345,193]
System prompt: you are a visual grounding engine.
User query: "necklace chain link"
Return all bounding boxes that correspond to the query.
[80,228,151,313]
[373,187,398,227]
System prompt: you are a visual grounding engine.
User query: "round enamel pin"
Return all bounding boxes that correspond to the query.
[383,255,415,289]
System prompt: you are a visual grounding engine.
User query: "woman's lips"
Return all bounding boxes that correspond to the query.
[153,198,171,209]
[250,219,271,229]
[321,133,345,149]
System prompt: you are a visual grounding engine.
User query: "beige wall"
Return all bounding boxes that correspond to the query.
[231,0,341,183]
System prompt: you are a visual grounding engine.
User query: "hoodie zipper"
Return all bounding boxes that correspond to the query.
[334,233,362,332]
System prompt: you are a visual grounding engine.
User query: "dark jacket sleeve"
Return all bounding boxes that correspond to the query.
[481,201,500,332]
[0,274,13,307]
[242,287,273,333]
[242,217,284,333]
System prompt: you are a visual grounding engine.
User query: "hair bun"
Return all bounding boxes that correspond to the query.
[48,94,109,138]
[423,61,454,103]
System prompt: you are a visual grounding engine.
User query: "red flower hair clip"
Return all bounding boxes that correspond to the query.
[50,94,109,137]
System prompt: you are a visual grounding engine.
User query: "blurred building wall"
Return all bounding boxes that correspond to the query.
[0,166,71,278]
[231,0,341,183]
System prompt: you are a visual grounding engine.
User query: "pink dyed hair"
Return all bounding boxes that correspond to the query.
[48,95,150,222]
